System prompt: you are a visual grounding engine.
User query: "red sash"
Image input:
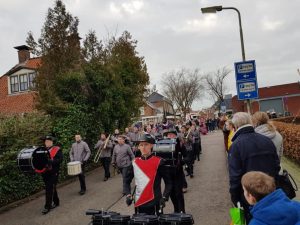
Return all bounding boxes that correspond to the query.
[35,146,60,174]
[133,156,161,207]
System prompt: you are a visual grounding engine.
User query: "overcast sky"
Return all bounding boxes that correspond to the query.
[0,0,299,109]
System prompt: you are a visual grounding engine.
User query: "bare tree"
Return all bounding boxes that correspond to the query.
[162,68,204,118]
[203,67,231,111]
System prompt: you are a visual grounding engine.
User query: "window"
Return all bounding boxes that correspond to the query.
[28,72,36,88]
[19,74,28,91]
[10,75,19,93]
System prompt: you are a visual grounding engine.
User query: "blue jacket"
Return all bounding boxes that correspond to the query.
[228,125,280,203]
[249,189,300,225]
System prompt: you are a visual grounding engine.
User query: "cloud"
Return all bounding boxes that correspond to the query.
[169,14,218,33]
[109,0,144,16]
[262,17,283,31]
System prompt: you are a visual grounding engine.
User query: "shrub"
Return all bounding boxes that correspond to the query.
[273,121,300,164]
[0,113,52,207]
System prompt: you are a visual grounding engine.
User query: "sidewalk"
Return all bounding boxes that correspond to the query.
[0,131,232,225]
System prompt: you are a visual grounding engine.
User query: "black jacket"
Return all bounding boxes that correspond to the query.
[134,154,173,208]
[228,125,280,203]
[46,146,63,175]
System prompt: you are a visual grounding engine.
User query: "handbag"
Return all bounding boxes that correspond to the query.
[276,169,298,199]
[230,202,246,225]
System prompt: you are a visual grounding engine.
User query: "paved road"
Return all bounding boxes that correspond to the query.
[0,131,232,225]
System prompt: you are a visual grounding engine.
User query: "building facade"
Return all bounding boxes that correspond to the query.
[232,82,300,116]
[0,45,40,114]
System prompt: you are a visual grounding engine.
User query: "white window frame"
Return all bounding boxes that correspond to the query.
[19,73,28,91]
[10,75,19,93]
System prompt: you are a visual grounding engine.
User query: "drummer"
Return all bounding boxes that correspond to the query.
[41,135,63,214]
[126,134,173,215]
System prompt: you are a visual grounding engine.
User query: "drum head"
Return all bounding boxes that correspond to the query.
[17,147,36,173]
[32,147,49,170]
[68,161,81,165]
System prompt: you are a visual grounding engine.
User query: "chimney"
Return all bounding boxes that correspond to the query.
[14,45,32,63]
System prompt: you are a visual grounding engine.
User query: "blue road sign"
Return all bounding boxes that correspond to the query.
[234,60,259,100]
[235,60,257,81]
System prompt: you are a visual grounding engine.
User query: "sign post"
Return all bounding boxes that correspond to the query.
[234,60,259,113]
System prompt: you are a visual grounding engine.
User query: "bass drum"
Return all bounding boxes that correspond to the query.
[159,213,194,225]
[17,147,49,173]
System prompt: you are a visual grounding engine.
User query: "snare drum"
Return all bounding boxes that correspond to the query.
[153,139,177,165]
[109,215,131,225]
[130,214,159,225]
[67,161,82,175]
[92,211,119,225]
[159,213,194,225]
[17,147,49,173]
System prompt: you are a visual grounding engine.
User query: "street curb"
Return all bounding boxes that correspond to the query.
[0,166,101,214]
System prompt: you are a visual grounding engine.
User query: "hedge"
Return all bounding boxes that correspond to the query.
[0,112,101,208]
[273,121,300,164]
[0,113,52,207]
[272,116,300,124]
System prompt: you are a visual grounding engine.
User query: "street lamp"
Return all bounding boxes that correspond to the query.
[201,5,251,113]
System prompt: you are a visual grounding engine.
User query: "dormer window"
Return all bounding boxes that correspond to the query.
[9,72,36,94]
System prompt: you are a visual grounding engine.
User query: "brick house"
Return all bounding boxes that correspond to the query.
[232,82,300,115]
[0,45,40,114]
[138,92,175,124]
[147,92,174,117]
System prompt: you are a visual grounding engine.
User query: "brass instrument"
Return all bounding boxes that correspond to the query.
[184,127,192,139]
[94,134,111,163]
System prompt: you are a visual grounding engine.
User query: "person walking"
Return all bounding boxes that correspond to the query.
[252,111,283,160]
[125,134,173,215]
[70,134,91,195]
[111,135,135,196]
[40,135,63,214]
[228,112,280,223]
[94,133,113,181]
[163,129,187,213]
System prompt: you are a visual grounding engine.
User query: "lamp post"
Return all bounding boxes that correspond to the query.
[201,5,251,114]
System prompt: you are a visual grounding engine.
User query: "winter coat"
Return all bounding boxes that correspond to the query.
[228,125,280,204]
[70,141,91,162]
[94,140,113,158]
[112,143,134,168]
[249,189,300,225]
[255,124,283,160]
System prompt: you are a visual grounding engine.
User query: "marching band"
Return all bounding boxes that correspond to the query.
[16,119,203,224]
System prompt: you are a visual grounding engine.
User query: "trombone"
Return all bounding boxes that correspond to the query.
[94,134,111,163]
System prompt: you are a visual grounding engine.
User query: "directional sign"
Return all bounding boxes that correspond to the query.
[235,60,257,81]
[220,101,226,113]
[234,60,259,100]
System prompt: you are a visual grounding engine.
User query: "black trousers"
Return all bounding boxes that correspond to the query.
[136,203,160,215]
[100,157,111,178]
[119,165,133,195]
[186,150,194,175]
[193,143,200,161]
[78,164,86,191]
[42,172,59,209]
[170,167,186,213]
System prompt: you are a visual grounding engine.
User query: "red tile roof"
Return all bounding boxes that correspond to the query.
[25,57,41,69]
[5,57,41,76]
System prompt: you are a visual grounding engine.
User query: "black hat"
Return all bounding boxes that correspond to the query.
[135,133,155,144]
[43,135,55,141]
[163,129,177,137]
